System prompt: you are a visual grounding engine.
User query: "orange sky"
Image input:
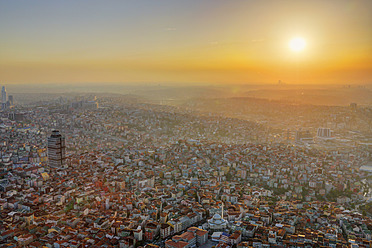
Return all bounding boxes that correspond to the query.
[1,0,371,84]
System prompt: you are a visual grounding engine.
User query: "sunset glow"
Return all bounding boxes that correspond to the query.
[289,37,306,52]
[0,0,371,84]
[1,2,372,245]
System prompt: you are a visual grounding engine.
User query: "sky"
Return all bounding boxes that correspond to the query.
[0,0,371,85]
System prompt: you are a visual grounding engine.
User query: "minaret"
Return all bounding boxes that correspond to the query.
[221,202,224,220]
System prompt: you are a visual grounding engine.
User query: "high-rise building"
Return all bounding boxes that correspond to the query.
[1,86,6,103]
[8,95,13,106]
[350,103,357,111]
[295,130,313,142]
[317,128,331,138]
[47,130,66,168]
[1,86,6,109]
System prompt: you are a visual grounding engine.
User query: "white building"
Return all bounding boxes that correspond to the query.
[208,214,227,232]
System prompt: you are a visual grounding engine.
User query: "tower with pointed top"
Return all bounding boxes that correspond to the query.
[221,202,224,220]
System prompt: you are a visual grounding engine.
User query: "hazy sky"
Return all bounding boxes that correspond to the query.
[1,0,371,84]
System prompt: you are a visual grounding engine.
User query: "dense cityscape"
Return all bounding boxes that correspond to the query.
[1,1,372,247]
[0,86,371,247]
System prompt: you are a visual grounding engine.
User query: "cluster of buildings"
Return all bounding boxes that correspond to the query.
[69,96,99,110]
[0,94,371,247]
[10,98,266,150]
[187,97,372,150]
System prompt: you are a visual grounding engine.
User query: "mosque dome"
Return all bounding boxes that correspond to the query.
[208,212,227,230]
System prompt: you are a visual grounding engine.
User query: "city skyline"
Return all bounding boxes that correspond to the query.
[1,2,372,246]
[1,0,372,85]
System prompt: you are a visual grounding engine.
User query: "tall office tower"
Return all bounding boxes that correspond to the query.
[1,86,6,109]
[48,130,66,168]
[317,128,331,138]
[295,130,313,142]
[8,95,13,106]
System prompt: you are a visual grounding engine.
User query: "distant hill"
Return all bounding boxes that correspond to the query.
[243,87,372,106]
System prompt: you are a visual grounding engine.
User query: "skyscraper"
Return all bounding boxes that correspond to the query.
[47,130,66,168]
[317,128,331,138]
[8,95,13,106]
[1,86,6,109]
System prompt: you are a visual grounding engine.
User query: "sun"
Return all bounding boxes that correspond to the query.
[289,37,306,52]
